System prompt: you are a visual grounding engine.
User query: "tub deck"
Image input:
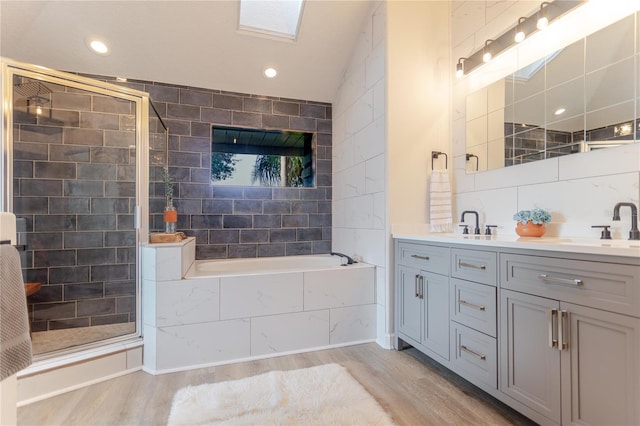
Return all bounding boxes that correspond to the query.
[142,239,377,374]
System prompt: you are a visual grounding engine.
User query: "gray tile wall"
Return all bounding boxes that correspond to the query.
[13,76,137,332]
[105,76,333,260]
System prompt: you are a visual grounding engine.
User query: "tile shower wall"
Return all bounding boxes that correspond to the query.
[12,78,137,332]
[104,76,333,260]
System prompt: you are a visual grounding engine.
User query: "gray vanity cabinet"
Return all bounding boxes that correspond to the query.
[500,253,640,426]
[500,289,562,424]
[395,242,450,362]
[394,236,639,425]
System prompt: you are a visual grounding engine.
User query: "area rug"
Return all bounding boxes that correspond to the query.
[167,363,395,425]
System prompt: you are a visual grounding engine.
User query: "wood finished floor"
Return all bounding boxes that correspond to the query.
[17,343,536,426]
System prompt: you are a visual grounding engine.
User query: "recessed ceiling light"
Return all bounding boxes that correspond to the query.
[87,37,110,55]
[264,67,278,78]
[554,108,566,116]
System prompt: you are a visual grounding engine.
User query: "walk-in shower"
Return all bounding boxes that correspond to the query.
[1,59,161,356]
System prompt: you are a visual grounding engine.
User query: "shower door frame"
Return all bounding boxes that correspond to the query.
[0,58,149,353]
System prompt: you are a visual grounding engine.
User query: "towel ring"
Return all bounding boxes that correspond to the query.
[431,151,448,170]
[466,153,479,171]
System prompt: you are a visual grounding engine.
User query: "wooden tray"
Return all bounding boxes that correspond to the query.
[149,232,186,243]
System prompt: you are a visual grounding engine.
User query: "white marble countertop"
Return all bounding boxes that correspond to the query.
[392,225,640,258]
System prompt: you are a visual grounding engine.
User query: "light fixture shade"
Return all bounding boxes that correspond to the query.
[514,17,527,43]
[455,59,465,78]
[537,16,548,30]
[482,39,494,63]
[537,2,550,30]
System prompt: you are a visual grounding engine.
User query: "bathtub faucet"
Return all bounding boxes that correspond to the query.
[330,252,357,265]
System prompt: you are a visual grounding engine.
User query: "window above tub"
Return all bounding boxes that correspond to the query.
[211,125,315,187]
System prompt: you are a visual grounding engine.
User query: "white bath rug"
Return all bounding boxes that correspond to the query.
[167,363,395,425]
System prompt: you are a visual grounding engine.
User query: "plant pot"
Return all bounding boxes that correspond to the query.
[163,205,177,233]
[515,221,546,237]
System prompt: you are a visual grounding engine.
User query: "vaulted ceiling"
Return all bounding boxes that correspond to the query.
[0,1,373,103]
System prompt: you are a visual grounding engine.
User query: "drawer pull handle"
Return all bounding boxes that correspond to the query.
[459,299,486,311]
[459,261,486,270]
[411,254,430,261]
[460,345,486,360]
[538,274,583,287]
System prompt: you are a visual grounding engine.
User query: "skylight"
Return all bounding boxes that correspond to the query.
[239,0,304,40]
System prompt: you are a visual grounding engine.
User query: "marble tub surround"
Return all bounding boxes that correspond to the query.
[392,224,640,258]
[141,237,196,281]
[142,242,376,374]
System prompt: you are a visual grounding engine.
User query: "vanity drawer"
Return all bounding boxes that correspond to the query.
[451,278,497,337]
[397,241,449,275]
[450,322,497,390]
[501,253,640,317]
[451,248,497,286]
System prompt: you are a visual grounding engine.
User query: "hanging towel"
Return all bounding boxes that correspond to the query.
[0,244,32,381]
[429,169,453,232]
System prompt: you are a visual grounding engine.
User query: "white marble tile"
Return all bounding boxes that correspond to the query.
[155,319,250,371]
[452,116,466,157]
[376,303,389,347]
[181,238,195,277]
[455,187,518,236]
[333,61,366,118]
[518,172,640,238]
[156,278,220,327]
[142,325,157,370]
[332,134,356,174]
[559,143,640,181]
[366,42,385,89]
[343,195,373,229]
[142,279,157,326]
[304,266,375,311]
[219,273,303,320]
[141,246,156,281]
[345,89,374,137]
[355,117,385,164]
[373,79,386,121]
[333,162,366,199]
[354,228,386,267]
[155,245,183,281]
[372,191,386,230]
[475,157,559,191]
[375,266,386,306]
[372,2,385,47]
[365,154,385,194]
[330,304,377,344]
[250,310,330,356]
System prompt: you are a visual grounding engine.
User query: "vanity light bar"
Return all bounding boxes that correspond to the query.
[455,0,581,78]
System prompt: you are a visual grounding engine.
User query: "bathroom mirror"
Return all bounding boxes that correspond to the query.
[465,12,638,173]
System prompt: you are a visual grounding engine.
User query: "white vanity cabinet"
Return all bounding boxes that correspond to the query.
[500,253,640,426]
[395,241,450,362]
[393,234,640,426]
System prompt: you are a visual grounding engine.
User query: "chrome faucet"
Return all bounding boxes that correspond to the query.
[460,210,480,235]
[612,202,640,240]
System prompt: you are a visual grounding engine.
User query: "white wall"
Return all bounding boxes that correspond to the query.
[452,1,640,239]
[332,1,451,348]
[333,1,388,347]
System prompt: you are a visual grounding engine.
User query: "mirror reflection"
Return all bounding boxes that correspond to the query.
[465,12,638,173]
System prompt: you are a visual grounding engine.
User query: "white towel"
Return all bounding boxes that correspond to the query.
[429,170,453,232]
[0,244,32,380]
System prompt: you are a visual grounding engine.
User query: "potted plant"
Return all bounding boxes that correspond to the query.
[513,208,551,237]
[161,166,177,233]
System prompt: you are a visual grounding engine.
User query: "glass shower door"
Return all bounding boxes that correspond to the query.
[9,68,142,355]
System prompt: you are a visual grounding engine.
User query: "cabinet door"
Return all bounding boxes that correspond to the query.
[561,302,640,426]
[397,264,421,343]
[500,290,561,425]
[423,271,450,361]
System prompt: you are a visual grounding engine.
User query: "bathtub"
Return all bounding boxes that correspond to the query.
[142,240,377,374]
[185,254,349,278]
